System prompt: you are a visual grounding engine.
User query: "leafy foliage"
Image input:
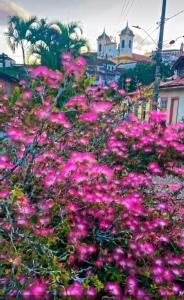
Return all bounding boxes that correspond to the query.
[5,16,37,65]
[5,16,88,69]
[0,53,184,299]
[119,62,174,92]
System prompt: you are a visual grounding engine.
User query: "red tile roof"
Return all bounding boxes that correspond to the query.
[132,53,153,62]
[160,77,184,88]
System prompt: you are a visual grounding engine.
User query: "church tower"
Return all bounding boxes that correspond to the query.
[97,29,111,58]
[119,22,134,56]
[97,29,117,59]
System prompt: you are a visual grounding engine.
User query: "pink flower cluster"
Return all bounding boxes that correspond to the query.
[0,53,184,299]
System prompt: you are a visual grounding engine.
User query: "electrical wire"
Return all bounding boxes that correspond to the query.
[166,9,184,22]
[121,0,130,20]
[142,9,184,46]
[140,25,159,45]
[124,0,137,20]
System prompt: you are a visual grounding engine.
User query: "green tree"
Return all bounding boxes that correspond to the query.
[119,62,174,92]
[29,20,88,69]
[5,16,37,65]
[28,18,59,67]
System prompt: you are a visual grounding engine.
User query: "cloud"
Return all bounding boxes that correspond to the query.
[0,0,29,25]
[134,33,154,52]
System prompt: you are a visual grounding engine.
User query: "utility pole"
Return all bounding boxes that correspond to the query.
[153,0,167,109]
[105,53,108,85]
[2,53,5,68]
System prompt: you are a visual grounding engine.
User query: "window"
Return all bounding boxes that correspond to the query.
[121,40,125,49]
[160,97,168,111]
[129,40,132,49]
[99,44,102,52]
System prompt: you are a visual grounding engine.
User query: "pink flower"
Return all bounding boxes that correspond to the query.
[7,128,25,141]
[22,91,32,99]
[61,52,72,62]
[45,78,59,89]
[35,86,45,93]
[30,66,49,77]
[90,101,112,114]
[65,95,88,110]
[30,283,47,298]
[22,282,47,299]
[61,282,84,299]
[49,112,71,128]
[109,81,118,89]
[39,199,54,211]
[86,287,97,298]
[149,110,167,122]
[76,56,86,67]
[119,88,126,95]
[35,107,50,120]
[0,189,10,198]
[126,274,138,296]
[105,282,122,297]
[79,112,98,122]
[168,183,182,191]
[148,162,162,174]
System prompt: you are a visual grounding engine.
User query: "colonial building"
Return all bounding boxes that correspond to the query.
[0,71,18,96]
[160,55,184,124]
[86,53,121,85]
[97,23,152,68]
[151,44,184,65]
[0,53,15,68]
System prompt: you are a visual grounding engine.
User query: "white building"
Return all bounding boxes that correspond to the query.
[97,30,117,59]
[97,24,152,66]
[86,53,121,85]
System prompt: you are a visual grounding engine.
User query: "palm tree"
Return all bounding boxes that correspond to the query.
[29,20,89,69]
[51,21,88,56]
[5,16,37,65]
[28,18,59,67]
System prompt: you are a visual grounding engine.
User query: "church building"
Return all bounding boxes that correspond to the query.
[97,23,152,68]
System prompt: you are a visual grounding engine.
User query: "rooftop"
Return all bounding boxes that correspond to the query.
[160,77,184,88]
[85,52,116,65]
[173,55,184,69]
[97,29,111,42]
[120,23,134,36]
[0,71,18,82]
[0,53,15,62]
[132,53,153,63]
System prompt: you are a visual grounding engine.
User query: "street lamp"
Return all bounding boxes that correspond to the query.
[133,25,157,45]
[169,36,184,45]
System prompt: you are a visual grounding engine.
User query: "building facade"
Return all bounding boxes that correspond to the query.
[86,53,121,85]
[0,53,15,68]
[97,24,152,66]
[160,55,184,124]
[151,45,183,65]
[0,72,18,96]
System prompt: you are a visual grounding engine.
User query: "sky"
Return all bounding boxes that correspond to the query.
[0,0,184,63]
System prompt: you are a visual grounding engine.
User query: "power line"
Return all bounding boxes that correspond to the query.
[120,0,128,18]
[149,9,184,47]
[140,25,159,45]
[121,0,130,20]
[124,0,137,20]
[166,9,184,22]
[118,0,127,25]
[116,0,134,37]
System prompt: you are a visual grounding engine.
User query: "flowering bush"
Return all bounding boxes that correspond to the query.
[0,53,184,299]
